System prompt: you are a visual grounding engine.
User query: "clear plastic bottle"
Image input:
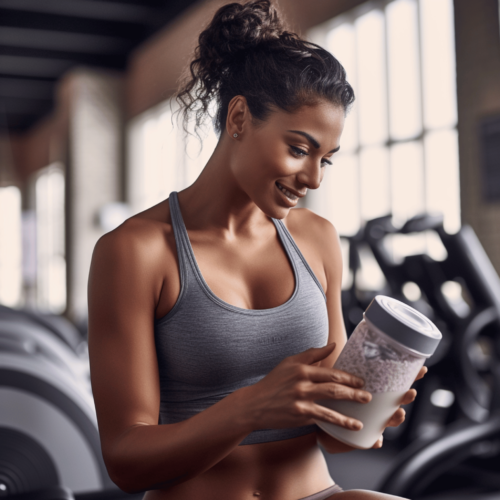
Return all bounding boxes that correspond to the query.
[314,295,442,449]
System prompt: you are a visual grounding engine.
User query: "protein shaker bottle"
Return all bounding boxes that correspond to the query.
[314,295,442,449]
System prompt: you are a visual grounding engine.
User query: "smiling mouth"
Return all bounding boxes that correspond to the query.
[275,182,299,201]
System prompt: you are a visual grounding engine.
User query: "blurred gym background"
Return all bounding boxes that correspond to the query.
[1,0,500,499]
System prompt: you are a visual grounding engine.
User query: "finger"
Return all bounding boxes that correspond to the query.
[312,381,372,404]
[313,403,364,431]
[372,435,383,449]
[414,366,428,382]
[386,408,406,427]
[386,412,405,428]
[399,388,417,406]
[305,365,365,388]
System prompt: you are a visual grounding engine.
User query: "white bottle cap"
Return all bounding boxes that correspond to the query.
[364,295,442,356]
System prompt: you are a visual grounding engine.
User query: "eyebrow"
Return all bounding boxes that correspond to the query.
[287,130,340,153]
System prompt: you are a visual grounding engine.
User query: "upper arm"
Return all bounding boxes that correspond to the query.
[87,222,163,473]
[305,212,347,369]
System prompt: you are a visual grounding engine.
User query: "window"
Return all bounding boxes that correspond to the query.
[307,0,459,281]
[35,163,66,313]
[0,185,22,307]
[127,99,219,214]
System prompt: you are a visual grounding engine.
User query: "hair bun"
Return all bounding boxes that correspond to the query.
[199,0,285,66]
[175,0,354,145]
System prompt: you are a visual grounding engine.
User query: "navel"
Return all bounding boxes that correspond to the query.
[253,491,261,497]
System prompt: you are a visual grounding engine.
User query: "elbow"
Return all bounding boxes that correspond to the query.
[102,423,194,493]
[106,460,144,495]
[103,447,142,494]
[102,426,152,493]
[104,457,131,493]
[103,446,184,494]
[110,466,188,494]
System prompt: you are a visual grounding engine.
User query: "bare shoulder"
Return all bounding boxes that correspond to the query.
[91,200,174,274]
[284,208,343,295]
[285,207,341,258]
[95,214,164,257]
[88,200,181,323]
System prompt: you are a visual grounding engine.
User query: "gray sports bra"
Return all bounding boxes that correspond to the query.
[154,191,329,445]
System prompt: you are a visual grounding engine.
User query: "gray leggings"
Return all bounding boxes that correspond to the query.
[298,484,344,500]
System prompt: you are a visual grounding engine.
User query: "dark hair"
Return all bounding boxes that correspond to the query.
[173,0,354,144]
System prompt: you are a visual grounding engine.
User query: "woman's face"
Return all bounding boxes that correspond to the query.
[229,97,345,219]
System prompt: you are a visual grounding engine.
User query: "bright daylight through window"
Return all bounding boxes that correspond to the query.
[307,0,459,290]
[0,186,22,307]
[128,100,219,215]
[35,163,66,313]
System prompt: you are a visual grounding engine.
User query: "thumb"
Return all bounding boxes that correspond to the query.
[295,342,336,365]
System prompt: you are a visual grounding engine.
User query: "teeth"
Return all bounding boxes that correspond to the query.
[277,182,298,201]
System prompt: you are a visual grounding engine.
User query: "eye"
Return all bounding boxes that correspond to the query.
[290,146,307,157]
[290,146,333,166]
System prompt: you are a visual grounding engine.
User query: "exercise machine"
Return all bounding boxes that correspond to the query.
[378,342,500,499]
[0,310,125,498]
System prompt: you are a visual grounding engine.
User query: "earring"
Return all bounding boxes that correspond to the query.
[233,133,238,138]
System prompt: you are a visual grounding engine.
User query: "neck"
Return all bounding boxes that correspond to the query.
[176,137,272,240]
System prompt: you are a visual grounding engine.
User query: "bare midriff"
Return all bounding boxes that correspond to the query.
[142,431,335,500]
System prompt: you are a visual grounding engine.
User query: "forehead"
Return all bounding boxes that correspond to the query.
[268,101,344,135]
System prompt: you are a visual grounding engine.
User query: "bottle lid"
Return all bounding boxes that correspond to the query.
[364,295,442,356]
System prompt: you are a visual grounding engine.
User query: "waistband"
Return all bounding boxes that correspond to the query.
[297,483,344,500]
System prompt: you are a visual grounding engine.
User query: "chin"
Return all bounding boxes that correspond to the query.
[273,207,291,220]
[265,202,291,220]
[251,187,292,220]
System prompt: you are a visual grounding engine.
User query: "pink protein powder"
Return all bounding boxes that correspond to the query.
[315,295,442,449]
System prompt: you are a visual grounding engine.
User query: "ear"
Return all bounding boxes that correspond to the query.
[226,95,249,138]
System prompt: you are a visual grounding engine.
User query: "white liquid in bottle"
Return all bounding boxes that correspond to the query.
[314,390,407,449]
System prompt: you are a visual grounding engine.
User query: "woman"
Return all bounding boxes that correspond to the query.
[87,1,426,499]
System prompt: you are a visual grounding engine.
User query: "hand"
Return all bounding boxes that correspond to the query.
[371,365,428,449]
[241,343,372,432]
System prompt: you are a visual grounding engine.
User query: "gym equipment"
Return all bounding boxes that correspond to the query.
[3,485,74,499]
[0,310,117,497]
[0,319,90,385]
[340,227,381,335]
[0,305,85,356]
[378,415,500,498]
[393,217,500,427]
[378,344,500,499]
[3,485,145,499]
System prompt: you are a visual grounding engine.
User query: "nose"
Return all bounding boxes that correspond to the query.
[297,161,322,190]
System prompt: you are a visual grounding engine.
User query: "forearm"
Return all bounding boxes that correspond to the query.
[108,387,254,493]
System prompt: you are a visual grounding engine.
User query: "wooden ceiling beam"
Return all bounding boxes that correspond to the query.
[0,27,133,54]
[0,0,156,24]
[0,77,54,99]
